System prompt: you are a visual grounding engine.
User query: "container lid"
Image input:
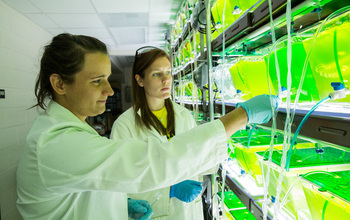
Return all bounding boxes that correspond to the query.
[256,147,350,168]
[301,170,350,202]
[217,191,246,209]
[232,131,308,148]
[230,208,257,220]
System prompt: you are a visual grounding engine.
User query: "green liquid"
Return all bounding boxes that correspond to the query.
[257,147,350,218]
[301,171,350,220]
[217,191,246,209]
[232,131,312,186]
[229,57,275,100]
[304,20,350,103]
[267,41,320,102]
[211,0,262,40]
[230,209,256,220]
[218,191,257,219]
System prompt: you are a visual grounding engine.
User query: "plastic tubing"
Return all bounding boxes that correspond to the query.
[192,29,200,119]
[271,0,293,218]
[221,159,228,220]
[219,3,228,218]
[290,5,350,129]
[322,200,329,220]
[333,30,345,84]
[279,171,337,211]
[285,96,331,171]
[220,0,227,116]
[212,192,221,219]
[246,123,257,149]
[262,1,280,219]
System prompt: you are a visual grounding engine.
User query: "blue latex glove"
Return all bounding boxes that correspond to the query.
[127,199,153,220]
[236,94,279,124]
[169,180,202,203]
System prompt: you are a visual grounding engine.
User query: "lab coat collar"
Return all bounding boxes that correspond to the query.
[46,100,87,124]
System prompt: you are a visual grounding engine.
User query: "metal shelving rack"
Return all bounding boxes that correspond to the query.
[172,0,350,219]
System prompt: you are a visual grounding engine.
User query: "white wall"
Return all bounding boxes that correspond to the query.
[0,2,52,219]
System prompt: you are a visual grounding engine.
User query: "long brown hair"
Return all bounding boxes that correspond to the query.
[132,47,175,137]
[33,33,108,109]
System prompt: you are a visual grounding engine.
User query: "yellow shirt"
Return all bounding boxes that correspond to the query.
[152,106,167,128]
[152,107,174,140]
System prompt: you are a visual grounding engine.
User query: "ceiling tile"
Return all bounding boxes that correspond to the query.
[149,12,175,25]
[110,27,146,45]
[65,28,111,39]
[149,27,167,35]
[46,28,65,36]
[30,0,95,13]
[2,0,41,13]
[149,33,165,40]
[25,14,59,28]
[91,0,150,13]
[47,14,104,28]
[100,13,148,27]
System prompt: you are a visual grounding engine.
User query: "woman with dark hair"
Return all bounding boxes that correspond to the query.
[16,33,278,220]
[111,47,209,219]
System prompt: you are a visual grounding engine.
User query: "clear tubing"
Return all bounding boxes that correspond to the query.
[264,62,279,220]
[322,200,329,220]
[247,123,257,149]
[192,29,199,117]
[221,0,227,116]
[273,0,293,218]
[263,0,291,220]
[333,30,344,84]
[228,140,236,158]
[278,175,301,212]
[177,49,184,106]
[206,0,214,122]
[285,96,331,171]
[213,192,223,219]
[262,2,279,219]
[189,32,198,116]
[221,159,228,220]
[205,1,217,217]
[278,171,337,212]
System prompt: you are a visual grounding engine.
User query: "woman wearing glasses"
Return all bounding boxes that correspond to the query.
[110,47,279,219]
[17,33,278,220]
[111,47,207,220]
[111,47,205,220]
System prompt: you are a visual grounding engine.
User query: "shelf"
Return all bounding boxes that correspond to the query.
[172,52,207,76]
[171,22,192,52]
[214,101,350,148]
[218,166,273,220]
[211,0,350,53]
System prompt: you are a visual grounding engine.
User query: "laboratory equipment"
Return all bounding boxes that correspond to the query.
[256,146,350,219]
[300,170,350,220]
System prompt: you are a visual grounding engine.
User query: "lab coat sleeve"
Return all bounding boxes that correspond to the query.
[186,110,221,177]
[37,119,228,194]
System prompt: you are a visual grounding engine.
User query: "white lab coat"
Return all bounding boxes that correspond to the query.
[111,103,217,220]
[16,100,227,220]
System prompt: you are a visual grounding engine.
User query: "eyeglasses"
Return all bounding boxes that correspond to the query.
[133,46,159,71]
